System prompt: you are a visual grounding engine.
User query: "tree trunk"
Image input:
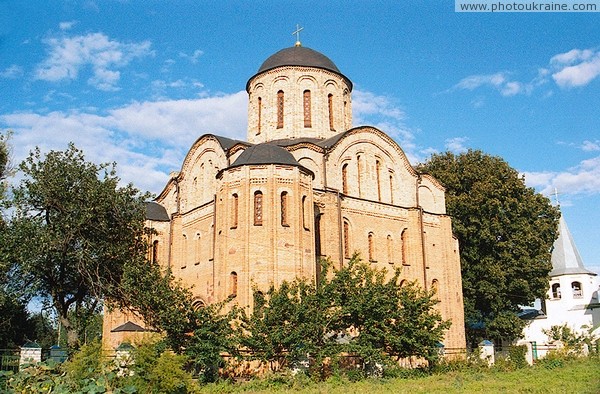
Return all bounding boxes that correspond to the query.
[59,315,79,349]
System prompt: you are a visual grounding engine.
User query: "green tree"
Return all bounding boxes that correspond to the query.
[3,144,151,348]
[418,150,559,343]
[242,256,449,376]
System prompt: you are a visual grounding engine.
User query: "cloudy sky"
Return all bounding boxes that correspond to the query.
[1,1,599,274]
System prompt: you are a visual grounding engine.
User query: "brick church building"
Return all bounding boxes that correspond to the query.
[103,42,467,351]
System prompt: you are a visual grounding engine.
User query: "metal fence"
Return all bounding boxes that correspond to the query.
[0,350,20,373]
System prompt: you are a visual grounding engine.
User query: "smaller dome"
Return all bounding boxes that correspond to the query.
[231,144,300,167]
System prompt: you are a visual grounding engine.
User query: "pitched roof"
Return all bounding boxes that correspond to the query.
[145,201,170,222]
[549,215,597,277]
[111,321,148,332]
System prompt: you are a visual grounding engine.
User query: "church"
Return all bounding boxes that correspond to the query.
[103,41,467,352]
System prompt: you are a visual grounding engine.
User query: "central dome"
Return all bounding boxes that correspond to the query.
[257,46,341,74]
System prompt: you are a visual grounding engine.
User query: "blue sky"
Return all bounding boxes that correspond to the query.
[1,1,599,274]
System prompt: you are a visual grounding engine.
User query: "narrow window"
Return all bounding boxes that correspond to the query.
[231,193,238,229]
[328,93,334,130]
[357,155,362,197]
[209,223,214,261]
[257,97,262,135]
[277,90,284,129]
[181,234,187,268]
[389,174,394,204]
[195,233,201,265]
[387,235,393,264]
[401,229,409,265]
[254,191,263,226]
[368,232,375,262]
[230,272,238,297]
[281,191,288,226]
[551,283,561,299]
[303,90,311,128]
[572,281,582,298]
[343,221,350,259]
[431,279,439,296]
[376,160,382,202]
[152,240,159,264]
[315,213,322,257]
[302,195,309,230]
[342,163,348,194]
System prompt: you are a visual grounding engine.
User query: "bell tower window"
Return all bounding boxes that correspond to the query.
[254,190,263,226]
[277,90,284,129]
[303,90,311,128]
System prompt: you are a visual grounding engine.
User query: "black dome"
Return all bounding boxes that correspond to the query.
[247,46,352,92]
[257,46,341,74]
[231,144,299,167]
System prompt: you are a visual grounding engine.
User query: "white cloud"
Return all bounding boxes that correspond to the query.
[179,49,204,64]
[523,155,600,197]
[59,21,78,31]
[550,48,600,88]
[452,72,530,97]
[0,65,24,79]
[445,137,469,154]
[352,89,422,160]
[0,92,247,194]
[581,140,600,152]
[34,32,153,91]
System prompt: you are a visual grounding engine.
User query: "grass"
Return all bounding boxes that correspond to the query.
[198,357,600,393]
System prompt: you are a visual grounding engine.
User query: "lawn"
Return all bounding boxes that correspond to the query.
[199,357,600,394]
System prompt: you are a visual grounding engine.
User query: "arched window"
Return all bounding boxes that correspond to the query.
[254,191,263,226]
[368,232,375,262]
[230,272,238,297]
[376,160,382,202]
[342,163,348,194]
[302,195,309,230]
[152,240,159,264]
[401,229,409,265]
[387,235,393,264]
[277,90,284,129]
[181,234,187,269]
[195,233,201,265]
[257,97,262,135]
[328,93,334,130]
[551,283,561,299]
[357,154,362,197]
[193,299,206,310]
[571,281,583,298]
[280,191,288,226]
[231,193,238,229]
[343,220,350,259]
[303,90,311,128]
[431,279,440,299]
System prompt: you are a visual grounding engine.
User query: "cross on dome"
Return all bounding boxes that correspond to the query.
[292,24,304,47]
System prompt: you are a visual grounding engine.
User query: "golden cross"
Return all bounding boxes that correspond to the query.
[292,24,304,46]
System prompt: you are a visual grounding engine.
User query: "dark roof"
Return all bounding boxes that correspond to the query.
[230,143,300,167]
[550,215,597,277]
[258,46,341,74]
[145,201,170,222]
[213,135,249,152]
[248,46,352,91]
[111,321,148,333]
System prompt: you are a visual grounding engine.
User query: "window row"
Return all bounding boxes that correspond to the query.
[343,223,408,265]
[551,281,584,299]
[341,156,394,204]
[230,191,310,229]
[256,91,336,133]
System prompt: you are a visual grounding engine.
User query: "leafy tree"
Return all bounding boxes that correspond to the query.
[242,256,449,376]
[3,144,151,348]
[418,150,559,343]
